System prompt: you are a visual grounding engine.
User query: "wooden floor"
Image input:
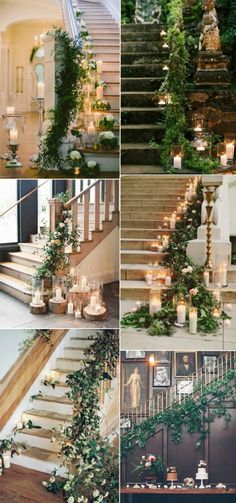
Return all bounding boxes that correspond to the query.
[0,465,64,502]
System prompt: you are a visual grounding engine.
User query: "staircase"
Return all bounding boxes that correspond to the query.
[0,180,119,304]
[121,176,191,303]
[121,23,168,174]
[13,331,118,473]
[121,351,236,431]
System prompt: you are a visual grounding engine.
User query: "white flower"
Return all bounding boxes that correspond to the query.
[49,476,56,483]
[188,266,193,273]
[105,114,114,122]
[100,131,115,140]
[68,497,75,503]
[87,160,97,168]
[70,150,81,161]
[16,422,23,430]
[42,481,48,487]
[93,490,100,498]
[181,267,189,274]
[59,222,65,228]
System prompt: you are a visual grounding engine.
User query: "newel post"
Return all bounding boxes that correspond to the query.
[48,198,63,233]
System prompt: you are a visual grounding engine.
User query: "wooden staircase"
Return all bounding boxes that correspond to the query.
[0,180,119,304]
[121,23,168,174]
[13,331,118,473]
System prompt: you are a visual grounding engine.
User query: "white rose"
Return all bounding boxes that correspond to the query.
[87,160,97,168]
[70,150,81,161]
[100,131,115,140]
[16,422,23,430]
[42,481,48,487]
[59,223,65,228]
[93,490,100,498]
[188,266,193,273]
[68,497,74,503]
[105,114,114,122]
[50,476,56,483]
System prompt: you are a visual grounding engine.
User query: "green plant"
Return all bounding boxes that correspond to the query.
[121,0,136,23]
[134,453,165,477]
[92,99,111,111]
[99,114,117,131]
[99,132,118,150]
[18,330,53,353]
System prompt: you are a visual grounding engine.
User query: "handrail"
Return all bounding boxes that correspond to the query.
[0,180,49,219]
[65,179,100,207]
[61,0,80,41]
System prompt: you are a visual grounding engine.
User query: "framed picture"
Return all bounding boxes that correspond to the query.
[176,380,194,395]
[122,362,148,412]
[153,365,171,387]
[156,351,171,363]
[174,352,197,377]
[203,355,217,373]
[125,350,146,360]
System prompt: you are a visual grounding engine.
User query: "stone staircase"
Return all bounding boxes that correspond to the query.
[121,23,168,174]
[13,331,118,473]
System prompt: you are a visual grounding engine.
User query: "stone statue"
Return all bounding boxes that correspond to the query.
[124,367,143,409]
[199,0,221,52]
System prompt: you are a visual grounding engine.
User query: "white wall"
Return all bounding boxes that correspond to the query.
[102,0,120,23]
[0,329,27,380]
[77,227,119,284]
[0,1,62,32]
[229,176,236,237]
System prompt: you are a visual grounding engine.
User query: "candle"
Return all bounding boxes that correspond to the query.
[177,303,186,324]
[33,289,41,305]
[220,154,227,167]
[169,214,176,230]
[173,155,182,169]
[70,267,75,276]
[197,145,205,151]
[226,303,232,311]
[90,294,97,309]
[96,60,103,73]
[9,127,18,145]
[37,82,44,99]
[75,309,82,319]
[88,121,96,135]
[203,270,209,287]
[165,275,171,286]
[6,106,15,114]
[96,85,103,100]
[213,290,220,303]
[55,287,62,301]
[81,276,87,289]
[226,142,234,160]
[225,319,231,328]
[3,454,11,469]
[213,308,220,317]
[189,308,197,334]
[163,43,169,48]
[94,112,102,127]
[194,126,203,132]
[220,263,227,287]
[149,297,162,315]
[67,302,74,315]
[159,99,166,106]
[163,65,169,71]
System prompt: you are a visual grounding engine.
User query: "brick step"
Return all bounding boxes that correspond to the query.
[121,31,167,42]
[121,250,166,265]
[122,63,168,78]
[122,108,164,124]
[121,53,168,65]
[121,228,174,239]
[121,263,170,281]
[122,77,163,92]
[121,143,160,164]
[121,92,157,108]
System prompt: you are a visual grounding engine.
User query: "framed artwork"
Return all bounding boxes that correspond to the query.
[203,355,217,373]
[156,351,171,363]
[122,362,148,411]
[176,380,194,395]
[174,352,197,377]
[153,365,171,387]
[125,350,146,360]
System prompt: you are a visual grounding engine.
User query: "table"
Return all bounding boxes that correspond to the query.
[121,487,236,502]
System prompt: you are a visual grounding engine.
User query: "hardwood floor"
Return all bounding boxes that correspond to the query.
[0,465,64,503]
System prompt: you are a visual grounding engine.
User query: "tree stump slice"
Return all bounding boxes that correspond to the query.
[83,305,107,321]
[49,299,67,314]
[30,302,47,315]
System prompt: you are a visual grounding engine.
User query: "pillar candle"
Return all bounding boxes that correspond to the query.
[75,309,82,319]
[88,121,96,135]
[149,298,162,315]
[55,287,62,301]
[173,155,182,169]
[6,106,15,114]
[9,128,18,145]
[81,276,87,289]
[96,85,103,100]
[177,304,186,324]
[96,60,103,73]
[33,290,41,305]
[226,143,234,160]
[165,275,171,287]
[37,82,44,99]
[90,295,97,309]
[189,310,197,334]
[220,154,227,167]
[220,264,227,287]
[169,215,176,230]
[3,454,11,469]
[67,302,74,315]
[203,270,209,288]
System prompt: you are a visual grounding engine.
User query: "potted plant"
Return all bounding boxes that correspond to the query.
[99,131,118,150]
[99,114,117,131]
[134,453,165,483]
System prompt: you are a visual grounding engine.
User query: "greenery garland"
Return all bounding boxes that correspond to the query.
[39,28,84,170]
[18,330,53,354]
[121,368,236,461]
[43,330,119,503]
[121,0,136,23]
[121,181,230,335]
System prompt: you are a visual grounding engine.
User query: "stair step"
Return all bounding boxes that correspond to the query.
[15,428,59,452]
[121,263,169,281]
[56,358,85,371]
[12,446,66,475]
[121,238,170,250]
[121,280,166,301]
[121,123,164,142]
[69,336,96,347]
[121,250,166,265]
[64,347,88,358]
[9,251,42,267]
[122,53,167,65]
[121,228,174,238]
[121,142,160,165]
[122,41,168,52]
[0,261,35,282]
[122,63,168,78]
[19,242,44,256]
[122,77,163,92]
[121,220,168,229]
[0,273,32,304]
[22,409,72,429]
[33,394,72,415]
[121,165,164,173]
[122,23,166,33]
[122,108,164,125]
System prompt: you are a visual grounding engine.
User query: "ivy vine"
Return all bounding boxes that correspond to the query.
[18,330,53,354]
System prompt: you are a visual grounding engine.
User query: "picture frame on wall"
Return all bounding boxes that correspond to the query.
[122,362,148,412]
[174,352,197,377]
[153,365,171,387]
[176,380,194,395]
[203,355,217,373]
[125,351,146,359]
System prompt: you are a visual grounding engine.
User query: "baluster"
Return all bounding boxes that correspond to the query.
[105,180,112,221]
[161,393,164,412]
[83,191,90,241]
[95,182,100,231]
[71,201,78,251]
[226,353,228,374]
[229,351,232,370]
[49,198,63,233]
[114,180,119,212]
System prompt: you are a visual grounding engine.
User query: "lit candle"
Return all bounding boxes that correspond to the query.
[212,290,220,303]
[149,297,162,315]
[226,142,234,160]
[177,303,186,324]
[55,287,62,301]
[160,30,167,37]
[81,276,87,289]
[6,106,15,114]
[169,214,176,230]
[3,454,10,469]
[37,82,44,99]
[226,303,232,311]
[145,273,153,286]
[96,60,103,74]
[94,112,102,127]
[189,308,197,334]
[194,126,203,132]
[213,308,220,318]
[163,65,169,71]
[96,85,103,100]
[75,309,82,319]
[88,121,96,135]
[33,289,41,305]
[220,154,227,167]
[90,294,97,309]
[173,155,182,169]
[203,270,209,287]
[159,99,166,106]
[67,302,74,315]
[225,319,231,328]
[220,263,227,287]
[9,128,18,145]
[162,43,169,48]
[165,275,171,287]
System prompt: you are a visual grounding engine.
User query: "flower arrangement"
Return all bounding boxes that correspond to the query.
[92,99,111,111]
[134,454,165,478]
[99,131,118,150]
[69,150,82,169]
[99,114,117,131]
[68,150,100,176]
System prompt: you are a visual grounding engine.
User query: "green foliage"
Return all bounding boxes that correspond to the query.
[121,369,236,460]
[18,330,53,353]
[121,0,136,23]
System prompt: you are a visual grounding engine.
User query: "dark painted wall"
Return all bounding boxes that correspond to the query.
[18,180,38,243]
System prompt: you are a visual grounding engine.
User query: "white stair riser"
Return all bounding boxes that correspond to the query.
[64,348,88,359]
[19,244,44,256]
[51,371,68,384]
[39,384,68,397]
[21,413,71,430]
[11,455,66,476]
[0,265,32,283]
[94,54,119,63]
[56,359,83,371]
[15,432,59,453]
[69,337,95,348]
[9,255,41,268]
[33,399,73,416]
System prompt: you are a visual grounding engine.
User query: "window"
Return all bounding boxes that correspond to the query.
[0,180,18,243]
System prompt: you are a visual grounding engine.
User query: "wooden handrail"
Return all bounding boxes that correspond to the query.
[0,329,67,429]
[65,179,99,207]
[0,180,49,219]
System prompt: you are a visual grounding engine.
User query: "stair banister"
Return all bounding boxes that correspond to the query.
[62,0,80,41]
[0,180,49,219]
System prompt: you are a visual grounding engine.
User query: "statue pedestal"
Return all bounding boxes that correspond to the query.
[187,238,231,267]
[195,51,230,86]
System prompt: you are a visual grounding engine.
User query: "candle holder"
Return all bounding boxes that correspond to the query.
[189,306,198,335]
[154,92,170,108]
[83,290,107,320]
[204,188,215,270]
[224,133,235,163]
[149,287,162,315]
[170,144,183,170]
[217,142,228,168]
[192,113,205,133]
[29,97,45,163]
[175,298,187,326]
[30,278,47,314]
[52,276,66,301]
[6,142,22,168]
[2,113,23,166]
